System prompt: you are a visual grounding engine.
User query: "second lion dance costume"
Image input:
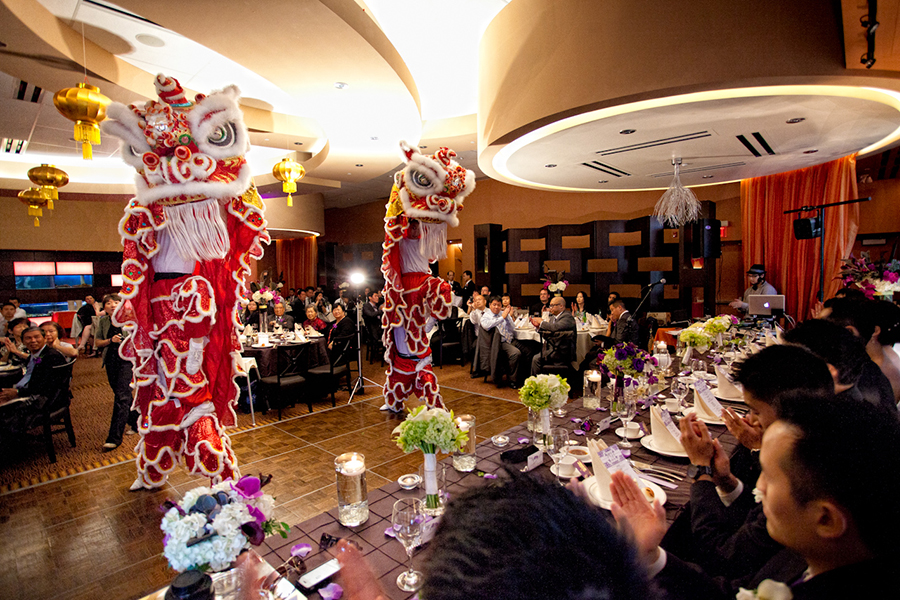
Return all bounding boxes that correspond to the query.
[380,142,475,412]
[102,75,268,490]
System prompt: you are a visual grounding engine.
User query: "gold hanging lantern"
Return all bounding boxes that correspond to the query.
[27,164,68,210]
[18,188,50,227]
[271,157,305,207]
[53,83,111,160]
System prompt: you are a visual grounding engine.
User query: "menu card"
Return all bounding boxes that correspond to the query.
[694,380,724,418]
[659,408,682,443]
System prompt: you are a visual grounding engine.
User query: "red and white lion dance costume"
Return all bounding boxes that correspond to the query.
[102,75,268,490]
[381,142,475,412]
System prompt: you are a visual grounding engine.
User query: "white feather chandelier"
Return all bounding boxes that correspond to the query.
[653,159,700,227]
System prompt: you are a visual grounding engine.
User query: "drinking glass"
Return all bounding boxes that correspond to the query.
[617,396,637,449]
[392,498,425,592]
[547,427,569,485]
[670,380,688,408]
[691,359,706,377]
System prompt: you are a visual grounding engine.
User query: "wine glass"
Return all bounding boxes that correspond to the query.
[392,498,425,592]
[670,380,688,409]
[548,427,569,485]
[617,396,637,449]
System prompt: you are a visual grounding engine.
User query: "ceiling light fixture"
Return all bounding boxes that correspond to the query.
[803,149,819,154]
[135,33,165,47]
[419,145,427,149]
[27,164,68,210]
[294,141,303,146]
[598,180,608,183]
[786,117,805,124]
[544,163,557,168]
[619,129,636,134]
[653,158,700,227]
[271,157,305,207]
[334,82,349,89]
[355,164,363,167]
[702,174,715,179]
[17,188,48,227]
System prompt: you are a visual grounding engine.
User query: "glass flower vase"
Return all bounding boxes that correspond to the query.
[422,452,444,516]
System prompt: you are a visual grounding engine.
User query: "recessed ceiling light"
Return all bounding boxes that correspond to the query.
[545,164,557,168]
[419,145,427,149]
[294,142,303,146]
[787,117,805,124]
[370,137,378,141]
[355,164,364,167]
[135,33,165,47]
[803,149,818,154]
[702,175,715,179]
[334,82,349,90]
[264,138,269,141]
[619,129,636,135]
[598,180,608,183]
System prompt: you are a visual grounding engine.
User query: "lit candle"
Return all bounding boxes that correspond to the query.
[342,458,365,476]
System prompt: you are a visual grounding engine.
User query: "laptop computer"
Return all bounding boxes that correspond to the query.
[748,294,785,316]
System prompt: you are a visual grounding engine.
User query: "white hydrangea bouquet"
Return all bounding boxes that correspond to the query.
[393,406,468,514]
[519,374,571,447]
[160,474,289,573]
[251,287,279,308]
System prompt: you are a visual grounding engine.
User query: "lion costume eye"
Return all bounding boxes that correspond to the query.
[412,170,433,188]
[208,123,236,147]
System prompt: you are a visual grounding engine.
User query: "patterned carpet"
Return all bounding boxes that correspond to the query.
[0,353,384,493]
[0,349,518,493]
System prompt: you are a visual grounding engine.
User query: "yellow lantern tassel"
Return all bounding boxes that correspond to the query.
[287,193,293,207]
[34,217,40,227]
[75,122,100,160]
[283,181,297,195]
[47,198,54,210]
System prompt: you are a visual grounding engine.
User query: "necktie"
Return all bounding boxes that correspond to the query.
[15,348,41,389]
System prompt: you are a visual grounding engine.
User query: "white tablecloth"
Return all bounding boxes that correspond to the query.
[513,327,594,364]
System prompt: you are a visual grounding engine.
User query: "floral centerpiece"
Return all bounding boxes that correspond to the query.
[251,287,281,309]
[839,252,900,299]
[597,343,658,385]
[160,474,289,573]
[540,265,569,296]
[519,374,571,447]
[704,314,739,346]
[679,322,713,361]
[392,406,468,515]
[736,579,793,600]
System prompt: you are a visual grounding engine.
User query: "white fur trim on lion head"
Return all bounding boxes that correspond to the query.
[395,140,474,228]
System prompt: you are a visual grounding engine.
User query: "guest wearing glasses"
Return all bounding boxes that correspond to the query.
[267,302,295,330]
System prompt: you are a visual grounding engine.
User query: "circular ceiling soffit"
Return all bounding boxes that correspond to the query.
[492,85,900,192]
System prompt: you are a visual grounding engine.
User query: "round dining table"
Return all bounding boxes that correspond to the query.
[240,335,329,377]
[513,326,596,365]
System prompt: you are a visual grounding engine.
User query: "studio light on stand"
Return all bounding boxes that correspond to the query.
[348,271,381,403]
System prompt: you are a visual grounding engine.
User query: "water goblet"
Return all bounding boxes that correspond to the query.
[392,498,425,592]
[617,396,637,449]
[548,427,569,485]
[670,380,688,409]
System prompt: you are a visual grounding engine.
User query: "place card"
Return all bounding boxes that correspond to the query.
[523,449,543,472]
[595,416,611,433]
[597,445,641,483]
[660,408,682,443]
[695,380,724,417]
[421,515,441,544]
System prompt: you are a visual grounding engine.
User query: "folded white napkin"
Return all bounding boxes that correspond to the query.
[715,365,743,400]
[693,388,721,421]
[242,324,254,337]
[650,406,684,453]
[764,330,777,346]
[587,438,613,502]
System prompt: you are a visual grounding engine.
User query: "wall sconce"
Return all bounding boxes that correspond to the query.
[691,257,705,269]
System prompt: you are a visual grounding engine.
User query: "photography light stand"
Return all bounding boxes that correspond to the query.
[347,275,382,404]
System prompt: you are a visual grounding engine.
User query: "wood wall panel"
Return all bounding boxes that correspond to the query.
[544,260,570,273]
[520,238,546,251]
[564,283,592,297]
[561,234,591,249]
[609,283,642,298]
[361,251,374,260]
[664,284,680,300]
[663,229,680,243]
[521,283,545,297]
[587,258,619,272]
[638,256,673,272]
[505,261,530,274]
[609,231,642,246]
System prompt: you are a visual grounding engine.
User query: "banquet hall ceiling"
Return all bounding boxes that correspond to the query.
[1,0,900,209]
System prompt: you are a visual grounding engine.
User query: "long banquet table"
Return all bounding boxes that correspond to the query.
[239,391,741,600]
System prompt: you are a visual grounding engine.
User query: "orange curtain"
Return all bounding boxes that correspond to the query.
[275,237,318,289]
[740,155,859,321]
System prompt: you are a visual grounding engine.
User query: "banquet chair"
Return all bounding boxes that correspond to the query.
[534,330,578,397]
[236,356,261,426]
[305,337,354,411]
[433,317,463,368]
[259,344,307,420]
[33,359,77,463]
[363,313,385,366]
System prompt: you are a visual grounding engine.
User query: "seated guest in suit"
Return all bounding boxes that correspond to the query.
[480,296,523,388]
[608,299,639,345]
[327,304,356,361]
[530,288,551,317]
[531,296,577,375]
[39,322,77,360]
[1,317,32,366]
[362,290,383,321]
[303,305,328,335]
[661,346,834,580]
[467,293,486,332]
[783,318,895,412]
[0,326,68,443]
[267,302,294,330]
[290,289,307,315]
[610,393,900,599]
[241,301,261,327]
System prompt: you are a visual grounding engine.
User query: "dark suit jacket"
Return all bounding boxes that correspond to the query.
[17,346,68,401]
[538,310,577,364]
[460,280,475,305]
[856,359,896,412]
[269,314,295,330]
[613,312,640,345]
[362,301,383,321]
[530,301,549,317]
[327,317,356,346]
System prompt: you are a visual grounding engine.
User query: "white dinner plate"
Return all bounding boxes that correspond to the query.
[251,344,273,348]
[615,426,645,440]
[714,389,745,403]
[584,475,667,509]
[681,406,725,426]
[640,435,689,458]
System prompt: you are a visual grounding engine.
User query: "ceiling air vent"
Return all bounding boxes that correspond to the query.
[1,138,28,154]
[581,160,631,177]
[736,132,776,157]
[14,80,42,103]
[595,131,711,156]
